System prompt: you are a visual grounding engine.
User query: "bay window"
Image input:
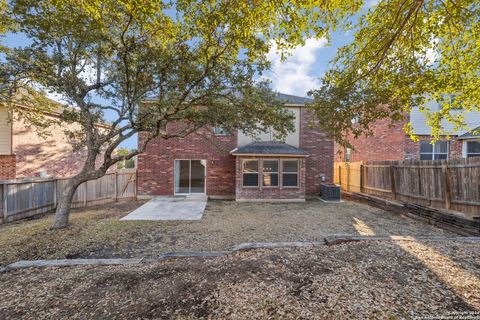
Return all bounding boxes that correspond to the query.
[282,160,298,187]
[262,160,279,187]
[242,160,259,187]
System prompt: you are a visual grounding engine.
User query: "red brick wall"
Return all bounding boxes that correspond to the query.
[334,118,408,162]
[137,125,237,197]
[235,156,306,200]
[450,139,463,158]
[13,116,91,178]
[334,116,465,162]
[137,107,334,198]
[0,155,16,179]
[300,108,334,194]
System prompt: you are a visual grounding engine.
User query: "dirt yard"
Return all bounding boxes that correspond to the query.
[1,240,479,319]
[0,199,455,266]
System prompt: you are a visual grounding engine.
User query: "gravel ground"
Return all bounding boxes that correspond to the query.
[0,199,455,265]
[0,240,479,319]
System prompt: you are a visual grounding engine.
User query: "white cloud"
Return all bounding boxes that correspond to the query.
[365,0,381,7]
[263,38,327,96]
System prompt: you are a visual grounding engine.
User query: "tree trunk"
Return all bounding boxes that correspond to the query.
[52,178,83,229]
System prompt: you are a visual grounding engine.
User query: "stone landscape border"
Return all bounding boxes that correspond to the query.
[2,235,479,273]
[343,192,480,236]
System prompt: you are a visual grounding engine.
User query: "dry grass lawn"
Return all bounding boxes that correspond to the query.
[0,199,455,266]
[0,240,479,319]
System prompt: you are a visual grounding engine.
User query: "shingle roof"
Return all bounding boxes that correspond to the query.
[143,92,313,105]
[230,141,309,156]
[275,93,313,105]
[458,126,480,139]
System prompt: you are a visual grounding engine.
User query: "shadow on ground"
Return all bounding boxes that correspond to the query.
[0,199,456,265]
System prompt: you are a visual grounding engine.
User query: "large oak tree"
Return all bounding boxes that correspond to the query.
[0,0,359,228]
[310,0,480,147]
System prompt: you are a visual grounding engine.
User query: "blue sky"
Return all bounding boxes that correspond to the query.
[3,28,354,150]
[263,31,353,97]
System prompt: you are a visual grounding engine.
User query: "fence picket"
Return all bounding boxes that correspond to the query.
[0,169,137,224]
[335,158,480,219]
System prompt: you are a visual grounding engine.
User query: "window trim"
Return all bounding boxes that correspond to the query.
[213,127,230,136]
[173,159,207,195]
[345,147,351,163]
[282,159,299,188]
[419,141,449,160]
[242,159,259,188]
[465,140,480,158]
[262,159,279,188]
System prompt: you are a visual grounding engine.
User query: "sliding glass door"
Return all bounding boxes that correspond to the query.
[174,160,206,194]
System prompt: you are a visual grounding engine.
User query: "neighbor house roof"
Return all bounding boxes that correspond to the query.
[410,100,480,136]
[143,92,313,106]
[230,141,309,157]
[275,93,313,105]
[458,126,480,139]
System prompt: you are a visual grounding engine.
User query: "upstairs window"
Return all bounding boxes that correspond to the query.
[282,160,298,187]
[345,147,351,163]
[466,141,480,158]
[262,160,278,187]
[420,141,448,160]
[213,127,230,136]
[242,160,258,187]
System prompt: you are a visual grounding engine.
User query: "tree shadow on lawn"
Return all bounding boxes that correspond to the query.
[0,237,478,319]
[0,198,460,266]
[347,214,480,316]
[0,199,479,318]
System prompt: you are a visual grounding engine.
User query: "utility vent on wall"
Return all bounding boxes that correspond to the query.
[39,170,49,178]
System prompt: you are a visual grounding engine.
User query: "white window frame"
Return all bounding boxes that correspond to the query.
[213,127,230,136]
[282,159,299,188]
[419,141,449,160]
[345,147,351,163]
[262,159,279,188]
[463,140,480,158]
[242,160,259,187]
[173,159,207,195]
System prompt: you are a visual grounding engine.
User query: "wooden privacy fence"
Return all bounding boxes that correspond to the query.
[334,161,363,193]
[334,158,480,219]
[0,169,137,224]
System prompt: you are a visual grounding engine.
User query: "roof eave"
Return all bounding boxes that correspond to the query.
[457,135,480,140]
[230,152,309,157]
[283,103,306,107]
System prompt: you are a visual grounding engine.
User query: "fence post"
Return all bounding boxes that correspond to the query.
[364,163,368,193]
[346,163,350,192]
[134,170,138,199]
[114,172,118,203]
[53,179,57,209]
[389,165,397,200]
[2,183,8,223]
[360,164,364,193]
[338,165,342,190]
[442,164,451,210]
[83,182,87,207]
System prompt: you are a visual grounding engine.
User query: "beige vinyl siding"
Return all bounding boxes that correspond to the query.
[238,107,301,147]
[410,101,480,135]
[0,106,12,154]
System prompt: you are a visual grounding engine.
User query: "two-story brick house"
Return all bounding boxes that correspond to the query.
[0,102,105,180]
[137,93,334,201]
[334,102,480,163]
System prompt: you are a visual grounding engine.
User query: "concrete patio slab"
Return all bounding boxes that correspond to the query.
[120,197,207,221]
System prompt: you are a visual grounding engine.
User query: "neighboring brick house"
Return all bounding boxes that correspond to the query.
[137,93,334,201]
[334,103,480,162]
[0,104,98,180]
